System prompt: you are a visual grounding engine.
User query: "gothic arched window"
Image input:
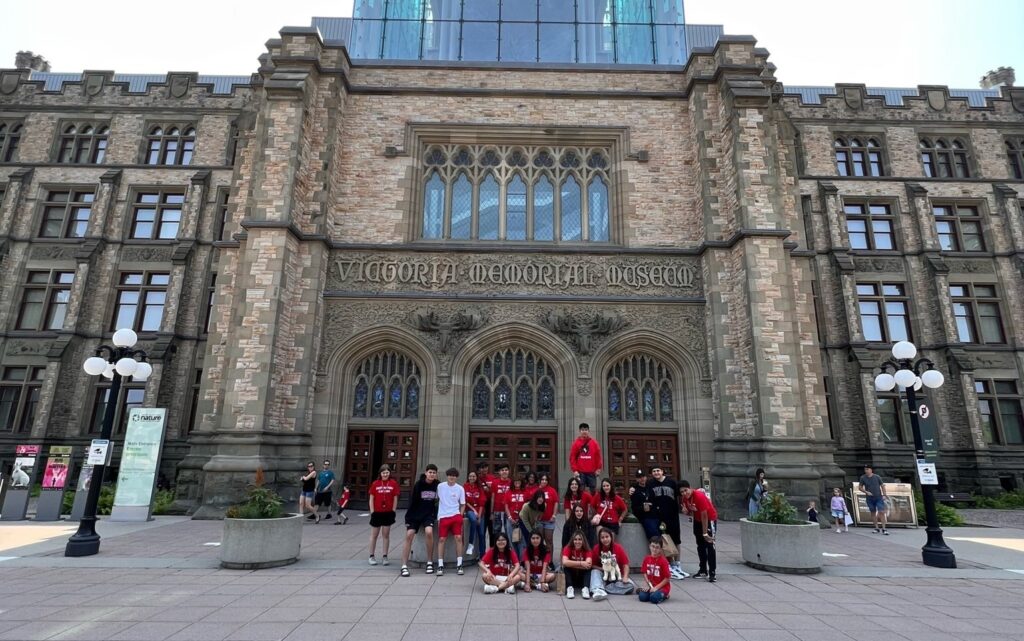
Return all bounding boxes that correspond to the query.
[607,353,674,423]
[471,348,555,422]
[351,350,422,420]
[418,143,614,243]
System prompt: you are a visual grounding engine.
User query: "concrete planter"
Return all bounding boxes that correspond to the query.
[616,522,650,569]
[740,518,821,574]
[220,513,303,570]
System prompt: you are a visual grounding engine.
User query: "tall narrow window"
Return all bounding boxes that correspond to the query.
[534,175,554,241]
[450,174,472,240]
[145,125,196,165]
[186,368,204,433]
[478,174,500,240]
[588,176,609,241]
[933,203,984,251]
[856,283,911,343]
[977,380,1024,445]
[56,123,109,164]
[471,348,555,422]
[16,271,74,331]
[560,176,582,241]
[876,393,908,443]
[835,137,885,177]
[920,137,971,178]
[607,354,674,423]
[422,172,445,239]
[1006,138,1023,180]
[0,367,44,432]
[0,121,22,162]
[113,272,169,333]
[350,350,421,420]
[39,190,94,238]
[89,385,145,434]
[950,283,1005,344]
[203,274,217,334]
[130,191,185,240]
[506,175,527,241]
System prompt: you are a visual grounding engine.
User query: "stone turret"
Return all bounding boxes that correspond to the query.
[980,66,1015,89]
[14,51,50,72]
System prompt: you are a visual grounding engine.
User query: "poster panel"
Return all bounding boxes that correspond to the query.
[41,447,72,490]
[112,408,166,518]
[850,482,917,527]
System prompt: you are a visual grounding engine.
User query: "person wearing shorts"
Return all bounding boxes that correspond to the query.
[436,467,467,576]
[859,465,888,534]
[368,465,400,566]
[401,464,439,577]
[314,460,336,522]
[300,461,319,523]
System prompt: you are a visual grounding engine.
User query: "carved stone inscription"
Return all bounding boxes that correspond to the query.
[329,251,700,296]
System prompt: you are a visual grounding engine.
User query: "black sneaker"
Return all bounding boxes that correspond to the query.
[693,571,709,579]
[457,565,464,575]
[882,529,889,535]
[708,574,717,583]
[425,562,434,574]
[436,566,444,576]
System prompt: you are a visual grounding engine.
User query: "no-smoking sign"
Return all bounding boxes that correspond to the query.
[919,404,930,419]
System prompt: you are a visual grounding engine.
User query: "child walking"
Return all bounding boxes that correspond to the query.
[830,487,849,533]
[333,484,350,524]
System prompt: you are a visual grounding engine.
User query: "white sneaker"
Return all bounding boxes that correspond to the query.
[566,587,575,599]
[466,543,474,557]
[368,556,378,566]
[836,528,842,533]
[483,584,499,594]
[581,587,591,600]
[592,588,607,601]
[505,586,515,595]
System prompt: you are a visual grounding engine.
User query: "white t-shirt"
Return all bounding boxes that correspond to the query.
[437,481,466,519]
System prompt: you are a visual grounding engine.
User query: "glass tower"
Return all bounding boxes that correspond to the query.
[349,0,693,65]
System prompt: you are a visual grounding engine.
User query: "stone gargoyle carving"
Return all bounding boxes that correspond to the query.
[411,308,486,354]
[541,310,628,356]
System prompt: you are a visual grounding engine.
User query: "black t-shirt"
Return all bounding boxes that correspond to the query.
[859,474,884,498]
[648,476,679,520]
[407,478,440,521]
[631,483,656,518]
[301,474,316,492]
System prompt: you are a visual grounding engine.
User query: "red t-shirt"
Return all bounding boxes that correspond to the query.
[464,482,487,513]
[590,542,629,569]
[507,489,527,520]
[480,473,497,497]
[481,548,519,577]
[563,490,593,514]
[642,555,671,595]
[523,547,552,576]
[369,478,400,513]
[491,478,512,512]
[591,494,627,526]
[337,488,351,508]
[524,484,539,501]
[540,485,559,521]
[562,544,590,564]
[683,489,718,522]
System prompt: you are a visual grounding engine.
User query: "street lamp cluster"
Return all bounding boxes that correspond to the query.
[65,328,151,557]
[873,340,956,568]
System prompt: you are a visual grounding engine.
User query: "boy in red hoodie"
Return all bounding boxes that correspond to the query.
[569,422,602,493]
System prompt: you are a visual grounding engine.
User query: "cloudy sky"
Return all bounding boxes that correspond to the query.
[1,0,1021,88]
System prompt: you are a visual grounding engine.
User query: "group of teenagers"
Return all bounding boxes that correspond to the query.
[363,423,720,603]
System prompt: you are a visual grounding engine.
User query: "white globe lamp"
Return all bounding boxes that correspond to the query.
[112,328,138,348]
[894,368,917,389]
[114,357,138,377]
[133,362,153,382]
[83,357,107,376]
[921,369,945,389]
[102,364,115,379]
[913,377,923,391]
[874,373,896,391]
[891,341,917,361]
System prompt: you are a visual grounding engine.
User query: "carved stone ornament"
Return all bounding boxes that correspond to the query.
[541,310,629,356]
[409,308,487,354]
[843,88,863,111]
[945,259,994,274]
[853,257,904,273]
[1010,90,1024,114]
[576,378,593,397]
[436,375,452,395]
[84,74,104,97]
[169,75,190,99]
[121,246,174,263]
[5,339,51,356]
[0,72,20,95]
[926,90,946,112]
[30,245,74,261]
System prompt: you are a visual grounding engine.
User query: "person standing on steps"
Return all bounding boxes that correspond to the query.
[490,463,512,549]
[435,467,467,576]
[368,464,400,566]
[590,478,627,536]
[536,474,559,553]
[569,423,602,493]
[630,469,661,542]
[859,465,889,535]
[477,462,496,546]
[401,464,440,577]
[680,480,718,583]
[314,460,336,522]
[463,470,488,559]
[300,461,319,523]
[648,466,686,579]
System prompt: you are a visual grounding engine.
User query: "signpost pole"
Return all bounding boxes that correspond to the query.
[905,382,956,568]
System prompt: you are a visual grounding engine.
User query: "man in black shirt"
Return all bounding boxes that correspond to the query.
[630,469,661,542]
[648,466,687,579]
[401,464,440,577]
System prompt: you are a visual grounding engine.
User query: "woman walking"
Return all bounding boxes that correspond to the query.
[300,461,319,523]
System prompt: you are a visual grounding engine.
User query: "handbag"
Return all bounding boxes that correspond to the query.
[661,534,679,559]
[511,524,521,543]
[555,570,566,595]
[844,512,854,526]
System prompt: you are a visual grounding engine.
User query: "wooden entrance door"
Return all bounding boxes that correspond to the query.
[607,433,679,493]
[470,431,556,485]
[343,429,418,507]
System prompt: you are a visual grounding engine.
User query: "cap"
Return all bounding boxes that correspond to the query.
[635,469,646,477]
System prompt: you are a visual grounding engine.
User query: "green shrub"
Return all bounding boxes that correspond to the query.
[750,492,803,525]
[152,490,175,515]
[97,485,115,515]
[973,491,1024,510]
[61,490,74,514]
[915,498,965,527]
[225,468,284,519]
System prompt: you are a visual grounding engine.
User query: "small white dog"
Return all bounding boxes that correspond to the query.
[600,551,622,583]
[11,463,30,488]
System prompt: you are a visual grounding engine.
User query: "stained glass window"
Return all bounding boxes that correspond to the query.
[471,348,556,422]
[351,350,422,420]
[607,353,675,422]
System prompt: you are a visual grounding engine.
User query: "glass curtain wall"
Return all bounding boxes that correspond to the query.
[351,0,687,64]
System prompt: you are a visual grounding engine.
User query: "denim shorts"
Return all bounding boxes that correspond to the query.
[831,510,845,518]
[866,495,886,513]
[540,519,556,531]
[301,491,315,500]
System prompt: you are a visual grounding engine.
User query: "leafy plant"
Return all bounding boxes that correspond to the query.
[97,485,116,515]
[915,498,965,527]
[152,490,175,515]
[749,491,803,525]
[973,491,1024,510]
[225,468,284,519]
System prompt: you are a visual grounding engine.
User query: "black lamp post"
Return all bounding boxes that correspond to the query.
[873,340,956,569]
[65,328,152,557]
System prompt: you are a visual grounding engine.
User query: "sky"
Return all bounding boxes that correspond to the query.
[0,0,1021,88]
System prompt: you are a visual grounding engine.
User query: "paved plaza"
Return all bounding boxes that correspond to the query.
[2,512,1024,641]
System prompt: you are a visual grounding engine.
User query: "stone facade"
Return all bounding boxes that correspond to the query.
[1,29,1022,518]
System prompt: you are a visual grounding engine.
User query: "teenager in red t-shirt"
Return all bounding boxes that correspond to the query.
[638,537,671,604]
[333,485,351,524]
[680,480,718,582]
[463,470,488,559]
[524,472,538,500]
[490,464,512,546]
[479,532,522,594]
[367,465,400,566]
[537,473,560,551]
[477,462,497,547]
[561,530,593,599]
[590,479,627,535]
[588,527,631,601]
[563,477,592,521]
[521,530,555,592]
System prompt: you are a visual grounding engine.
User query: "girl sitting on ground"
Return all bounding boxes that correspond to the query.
[561,529,593,599]
[479,532,523,595]
[521,530,555,593]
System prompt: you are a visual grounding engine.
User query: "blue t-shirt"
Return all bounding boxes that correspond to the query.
[317,470,336,492]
